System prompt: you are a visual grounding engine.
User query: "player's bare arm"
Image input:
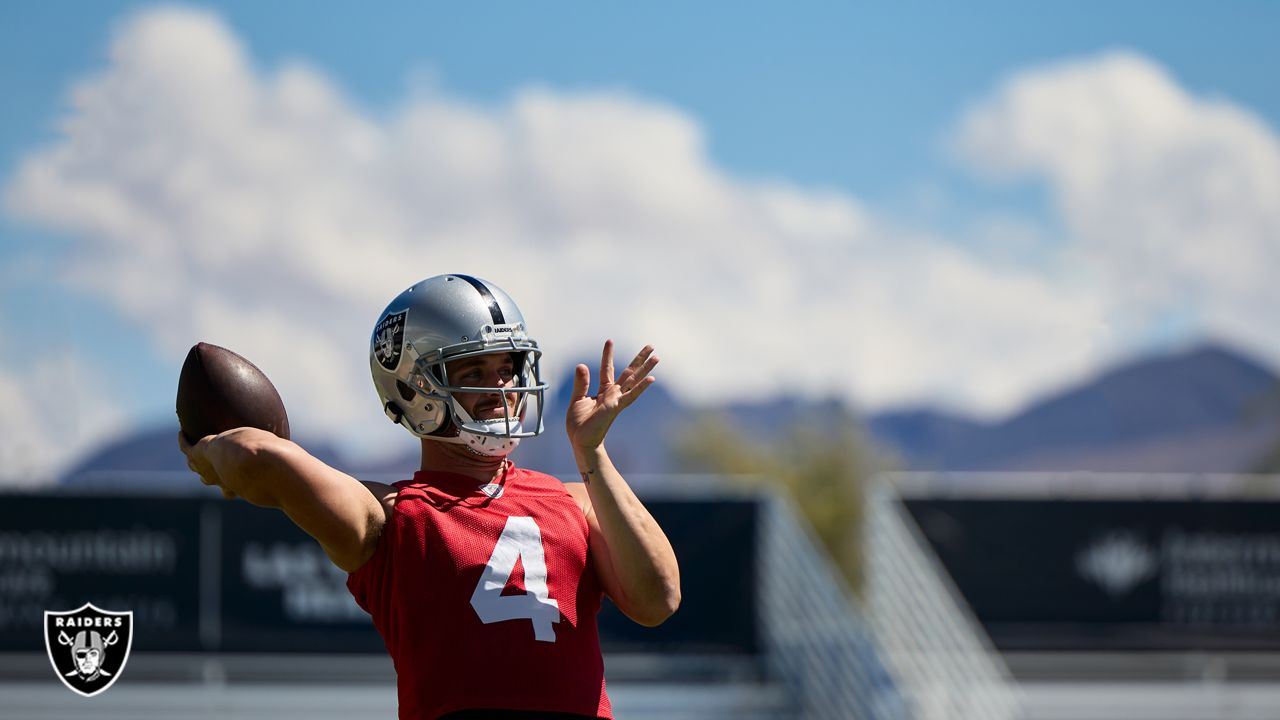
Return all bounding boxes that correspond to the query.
[564,340,681,627]
[179,427,391,572]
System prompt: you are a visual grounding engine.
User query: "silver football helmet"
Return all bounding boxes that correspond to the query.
[370,274,546,457]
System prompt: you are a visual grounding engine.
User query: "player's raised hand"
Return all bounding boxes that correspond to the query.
[566,340,658,451]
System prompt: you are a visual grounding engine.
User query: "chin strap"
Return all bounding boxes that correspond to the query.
[458,429,521,457]
[459,436,520,458]
[437,396,524,457]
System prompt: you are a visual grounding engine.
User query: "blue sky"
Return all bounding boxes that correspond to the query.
[2,2,1278,482]
[7,4,1278,197]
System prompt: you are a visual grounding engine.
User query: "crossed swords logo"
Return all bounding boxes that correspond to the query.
[374,310,406,370]
[44,603,133,698]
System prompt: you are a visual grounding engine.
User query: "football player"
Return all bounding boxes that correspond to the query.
[180,274,680,719]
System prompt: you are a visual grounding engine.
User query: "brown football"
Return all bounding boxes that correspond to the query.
[176,342,290,444]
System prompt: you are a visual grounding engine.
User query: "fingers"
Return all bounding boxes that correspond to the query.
[621,376,657,407]
[178,431,222,490]
[616,345,657,390]
[599,339,615,388]
[579,340,659,401]
[178,431,199,474]
[570,363,590,402]
[187,453,215,485]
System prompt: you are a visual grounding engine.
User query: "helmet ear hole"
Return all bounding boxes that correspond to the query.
[395,380,416,402]
[383,401,404,424]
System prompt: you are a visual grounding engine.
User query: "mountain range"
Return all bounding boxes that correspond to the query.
[869,344,1280,473]
[60,343,1280,490]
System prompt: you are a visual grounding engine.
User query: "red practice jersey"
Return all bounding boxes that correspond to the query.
[347,466,612,720]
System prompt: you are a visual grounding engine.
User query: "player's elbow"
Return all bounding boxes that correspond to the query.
[653,586,682,626]
[631,582,681,627]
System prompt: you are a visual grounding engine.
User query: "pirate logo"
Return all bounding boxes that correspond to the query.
[44,603,133,697]
[374,310,407,370]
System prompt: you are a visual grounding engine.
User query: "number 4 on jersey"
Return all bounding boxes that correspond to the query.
[470,516,561,642]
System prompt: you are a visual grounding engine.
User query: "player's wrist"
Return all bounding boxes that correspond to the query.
[573,443,607,472]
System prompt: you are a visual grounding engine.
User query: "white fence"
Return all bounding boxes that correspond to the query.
[864,478,1024,720]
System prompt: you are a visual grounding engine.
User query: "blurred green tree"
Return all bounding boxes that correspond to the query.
[672,411,888,595]
[1253,444,1280,473]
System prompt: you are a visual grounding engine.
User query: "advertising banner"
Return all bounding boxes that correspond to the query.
[0,494,757,655]
[905,498,1280,650]
[0,497,200,651]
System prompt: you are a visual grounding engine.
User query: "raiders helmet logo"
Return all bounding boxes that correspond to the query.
[374,310,407,370]
[44,603,133,698]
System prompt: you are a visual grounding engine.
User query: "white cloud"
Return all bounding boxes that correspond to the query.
[0,336,129,485]
[954,51,1280,365]
[10,10,1246,477]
